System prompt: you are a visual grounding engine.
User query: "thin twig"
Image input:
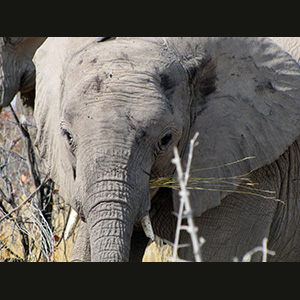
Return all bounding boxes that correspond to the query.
[0,238,23,261]
[56,206,72,247]
[9,104,43,207]
[0,174,49,224]
[233,238,275,262]
[171,132,203,262]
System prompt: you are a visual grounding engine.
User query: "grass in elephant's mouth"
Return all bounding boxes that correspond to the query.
[149,156,283,203]
[149,175,280,202]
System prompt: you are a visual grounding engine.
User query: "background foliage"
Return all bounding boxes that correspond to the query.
[0,105,79,261]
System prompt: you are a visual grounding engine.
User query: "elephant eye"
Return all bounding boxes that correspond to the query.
[65,130,73,145]
[61,124,77,155]
[158,131,173,152]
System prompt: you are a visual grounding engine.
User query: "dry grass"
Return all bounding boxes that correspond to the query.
[149,165,280,203]
[143,237,173,262]
[0,192,170,262]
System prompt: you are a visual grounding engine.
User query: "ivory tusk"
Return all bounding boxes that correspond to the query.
[140,213,155,241]
[64,208,80,240]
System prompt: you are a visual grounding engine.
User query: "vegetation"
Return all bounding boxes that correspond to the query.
[0,105,77,261]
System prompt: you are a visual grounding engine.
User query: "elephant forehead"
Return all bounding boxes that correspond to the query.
[62,86,173,127]
[63,68,171,107]
[91,37,171,66]
[63,38,181,88]
[66,38,167,69]
[60,37,185,124]
[63,56,182,109]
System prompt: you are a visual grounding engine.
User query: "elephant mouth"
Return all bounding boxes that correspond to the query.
[65,177,174,261]
[64,208,154,243]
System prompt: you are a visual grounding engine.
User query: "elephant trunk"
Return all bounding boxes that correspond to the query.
[80,147,149,262]
[87,196,134,262]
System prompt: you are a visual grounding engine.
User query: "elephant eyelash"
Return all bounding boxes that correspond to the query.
[61,125,77,155]
[155,130,173,155]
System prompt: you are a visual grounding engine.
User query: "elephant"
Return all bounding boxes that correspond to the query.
[2,37,300,262]
[0,37,46,115]
[28,37,300,262]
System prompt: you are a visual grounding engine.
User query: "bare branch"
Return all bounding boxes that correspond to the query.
[0,174,49,224]
[171,132,204,262]
[233,238,275,262]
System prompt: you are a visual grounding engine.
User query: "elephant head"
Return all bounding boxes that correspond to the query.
[33,37,300,261]
[0,37,46,114]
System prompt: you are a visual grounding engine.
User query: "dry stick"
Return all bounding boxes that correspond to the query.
[9,105,54,259]
[171,132,203,262]
[0,174,49,224]
[0,238,23,261]
[233,238,275,262]
[55,206,72,247]
[9,105,43,207]
[0,113,30,258]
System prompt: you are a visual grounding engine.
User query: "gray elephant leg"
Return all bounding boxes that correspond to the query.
[179,191,278,262]
[70,221,91,262]
[129,229,150,262]
[128,188,176,262]
[150,188,176,243]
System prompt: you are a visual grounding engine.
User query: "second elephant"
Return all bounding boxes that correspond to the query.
[33,37,300,261]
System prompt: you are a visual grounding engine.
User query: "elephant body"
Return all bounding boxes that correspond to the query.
[2,37,300,261]
[182,136,300,261]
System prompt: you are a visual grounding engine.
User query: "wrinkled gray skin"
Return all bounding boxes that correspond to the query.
[0,37,46,115]
[3,37,300,261]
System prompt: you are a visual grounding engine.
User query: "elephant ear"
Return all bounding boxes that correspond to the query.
[271,37,300,63]
[34,37,110,204]
[34,37,70,201]
[173,37,300,216]
[0,37,46,113]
